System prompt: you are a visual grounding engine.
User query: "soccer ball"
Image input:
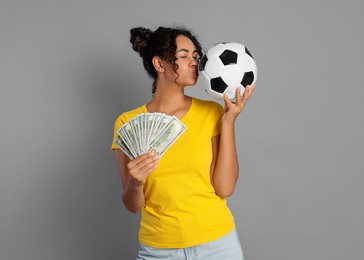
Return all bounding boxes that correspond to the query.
[198,42,257,100]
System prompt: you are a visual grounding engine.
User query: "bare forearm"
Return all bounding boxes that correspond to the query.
[213,122,239,197]
[122,181,145,213]
[212,83,255,197]
[115,150,158,213]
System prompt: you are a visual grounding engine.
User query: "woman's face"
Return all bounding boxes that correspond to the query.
[165,35,200,87]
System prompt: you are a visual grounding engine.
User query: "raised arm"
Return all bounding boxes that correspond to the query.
[211,84,256,198]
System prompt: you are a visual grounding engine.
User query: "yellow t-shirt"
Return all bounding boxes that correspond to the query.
[111,97,235,248]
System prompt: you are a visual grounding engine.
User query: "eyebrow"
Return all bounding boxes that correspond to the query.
[177,48,199,54]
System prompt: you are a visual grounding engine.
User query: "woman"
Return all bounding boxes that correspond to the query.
[111,26,255,259]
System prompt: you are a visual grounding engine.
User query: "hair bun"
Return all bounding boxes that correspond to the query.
[130,27,153,56]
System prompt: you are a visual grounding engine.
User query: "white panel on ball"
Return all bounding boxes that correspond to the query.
[206,43,226,58]
[221,64,245,86]
[224,42,246,54]
[204,57,224,78]
[225,85,245,100]
[237,54,257,73]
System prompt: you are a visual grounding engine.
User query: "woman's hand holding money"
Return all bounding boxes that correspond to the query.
[121,150,159,213]
[127,150,159,187]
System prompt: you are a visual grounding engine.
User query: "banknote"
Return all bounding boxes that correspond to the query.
[118,123,138,158]
[115,136,134,159]
[142,116,186,156]
[115,113,187,160]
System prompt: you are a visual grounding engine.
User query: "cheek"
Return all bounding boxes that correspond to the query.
[165,66,178,79]
[176,63,188,74]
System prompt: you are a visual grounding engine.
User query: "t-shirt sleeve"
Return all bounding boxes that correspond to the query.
[211,102,225,137]
[111,114,126,150]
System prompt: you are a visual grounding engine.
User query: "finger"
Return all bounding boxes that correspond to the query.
[235,87,242,107]
[138,160,159,176]
[128,151,157,169]
[242,85,252,101]
[129,160,158,185]
[245,83,256,97]
[223,92,232,107]
[136,153,159,170]
[132,155,159,176]
[129,155,158,176]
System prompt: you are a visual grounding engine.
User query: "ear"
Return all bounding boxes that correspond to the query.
[152,56,165,73]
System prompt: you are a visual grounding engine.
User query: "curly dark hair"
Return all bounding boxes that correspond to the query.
[130,26,203,95]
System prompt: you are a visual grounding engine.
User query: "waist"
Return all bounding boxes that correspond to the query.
[139,197,235,248]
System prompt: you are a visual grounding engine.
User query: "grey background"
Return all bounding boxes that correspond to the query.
[1,0,363,259]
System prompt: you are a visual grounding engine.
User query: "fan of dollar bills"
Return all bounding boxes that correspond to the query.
[115,113,187,159]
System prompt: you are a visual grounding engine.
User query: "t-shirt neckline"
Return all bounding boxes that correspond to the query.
[142,97,194,122]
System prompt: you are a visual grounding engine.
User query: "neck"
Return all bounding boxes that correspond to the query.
[147,80,191,115]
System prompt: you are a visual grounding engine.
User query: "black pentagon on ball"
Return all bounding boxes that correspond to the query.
[198,55,208,71]
[219,50,238,65]
[241,71,254,87]
[211,77,228,93]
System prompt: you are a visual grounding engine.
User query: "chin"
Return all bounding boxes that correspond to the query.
[189,77,198,85]
[177,74,198,87]
[186,81,197,87]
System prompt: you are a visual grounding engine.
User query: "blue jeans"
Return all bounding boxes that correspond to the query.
[136,229,244,260]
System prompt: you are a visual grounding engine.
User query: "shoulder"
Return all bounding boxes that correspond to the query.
[192,97,224,115]
[114,105,145,125]
[190,98,224,135]
[192,97,223,111]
